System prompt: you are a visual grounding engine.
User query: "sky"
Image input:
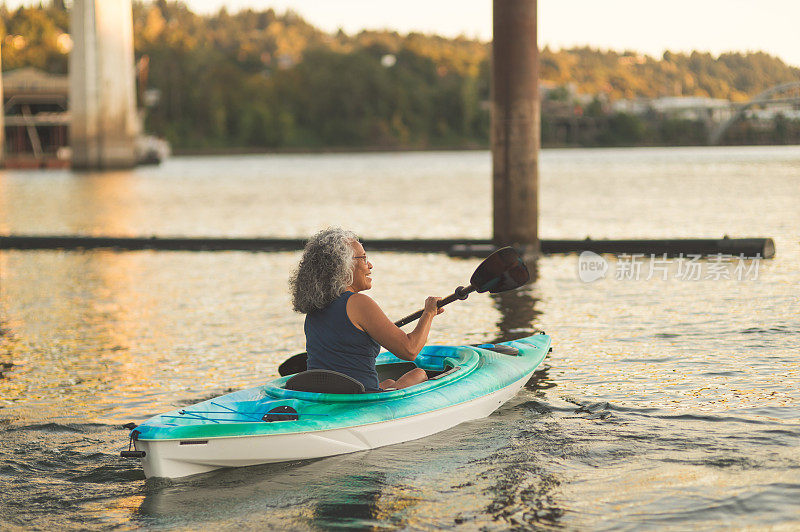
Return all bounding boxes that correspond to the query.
[180,0,800,68]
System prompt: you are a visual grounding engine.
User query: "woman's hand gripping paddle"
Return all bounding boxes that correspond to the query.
[277,247,530,376]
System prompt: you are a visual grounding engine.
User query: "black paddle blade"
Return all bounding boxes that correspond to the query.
[469,247,530,293]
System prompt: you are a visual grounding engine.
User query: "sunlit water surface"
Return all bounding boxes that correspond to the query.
[1,147,799,530]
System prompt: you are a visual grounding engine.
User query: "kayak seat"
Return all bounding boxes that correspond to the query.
[285,369,365,394]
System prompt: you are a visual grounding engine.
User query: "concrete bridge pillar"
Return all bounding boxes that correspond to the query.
[69,0,137,169]
[0,44,5,166]
[491,0,540,255]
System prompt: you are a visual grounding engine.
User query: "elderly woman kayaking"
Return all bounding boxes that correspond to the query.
[289,228,443,392]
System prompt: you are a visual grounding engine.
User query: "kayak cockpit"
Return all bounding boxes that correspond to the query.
[261,345,481,402]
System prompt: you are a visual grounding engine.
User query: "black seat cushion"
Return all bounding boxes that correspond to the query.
[285,369,365,394]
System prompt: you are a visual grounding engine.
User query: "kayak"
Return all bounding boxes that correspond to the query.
[125,333,551,479]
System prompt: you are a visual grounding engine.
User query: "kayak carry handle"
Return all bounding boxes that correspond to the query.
[121,450,146,458]
[122,428,143,458]
[263,405,300,422]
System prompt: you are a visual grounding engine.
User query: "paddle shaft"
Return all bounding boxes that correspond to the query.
[394,285,476,327]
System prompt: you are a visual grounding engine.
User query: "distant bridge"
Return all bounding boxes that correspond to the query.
[709,82,800,145]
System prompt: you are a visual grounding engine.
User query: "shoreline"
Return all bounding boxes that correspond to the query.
[170,142,800,157]
[171,144,489,157]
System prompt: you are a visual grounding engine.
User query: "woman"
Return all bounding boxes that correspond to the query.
[289,227,443,392]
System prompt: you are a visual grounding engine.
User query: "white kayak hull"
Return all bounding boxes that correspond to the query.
[136,371,532,479]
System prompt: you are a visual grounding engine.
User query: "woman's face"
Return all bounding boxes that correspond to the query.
[349,240,373,292]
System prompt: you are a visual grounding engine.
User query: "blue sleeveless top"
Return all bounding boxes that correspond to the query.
[305,291,381,392]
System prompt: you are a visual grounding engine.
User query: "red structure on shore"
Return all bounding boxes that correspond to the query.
[2,68,70,168]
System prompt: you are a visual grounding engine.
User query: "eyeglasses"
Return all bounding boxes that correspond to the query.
[353,255,368,263]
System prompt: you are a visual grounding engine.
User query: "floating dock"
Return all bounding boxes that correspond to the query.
[0,235,775,258]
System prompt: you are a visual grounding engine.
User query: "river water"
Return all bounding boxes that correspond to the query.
[0,146,798,530]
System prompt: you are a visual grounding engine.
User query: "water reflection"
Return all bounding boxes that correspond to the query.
[70,170,137,235]
[0,168,141,419]
[1,273,25,395]
[0,316,21,379]
[491,259,541,343]
[311,470,396,529]
[524,365,557,396]
[135,453,414,530]
[0,250,151,422]
[482,455,565,529]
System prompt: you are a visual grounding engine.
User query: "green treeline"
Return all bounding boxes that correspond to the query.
[126,3,491,149]
[2,1,800,150]
[540,47,800,102]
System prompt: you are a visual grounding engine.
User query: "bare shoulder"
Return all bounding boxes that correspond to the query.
[347,293,385,331]
[348,292,383,313]
[348,292,376,306]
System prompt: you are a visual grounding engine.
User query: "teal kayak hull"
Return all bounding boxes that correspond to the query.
[130,334,551,478]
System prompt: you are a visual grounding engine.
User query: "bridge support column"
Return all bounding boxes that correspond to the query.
[69,0,137,169]
[491,0,540,257]
[1,44,5,167]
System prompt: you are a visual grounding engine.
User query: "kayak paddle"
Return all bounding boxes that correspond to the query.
[277,246,530,376]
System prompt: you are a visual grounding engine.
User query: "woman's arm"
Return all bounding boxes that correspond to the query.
[347,294,443,360]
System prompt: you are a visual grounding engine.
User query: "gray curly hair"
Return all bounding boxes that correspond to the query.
[290,227,359,313]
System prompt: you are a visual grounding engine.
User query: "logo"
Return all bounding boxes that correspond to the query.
[578,251,608,283]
